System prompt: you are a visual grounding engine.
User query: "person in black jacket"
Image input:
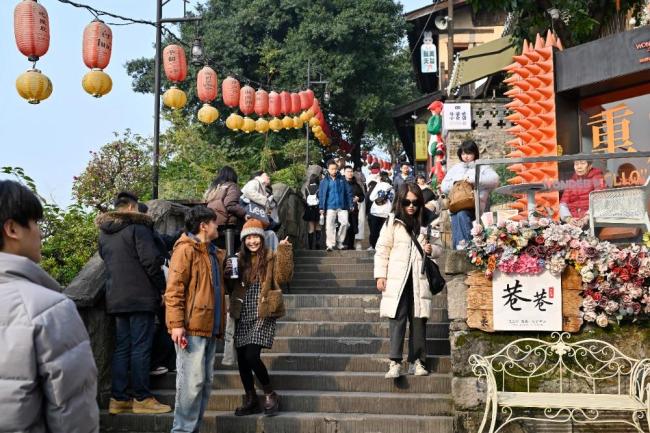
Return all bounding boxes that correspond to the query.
[344,166,365,250]
[97,192,171,415]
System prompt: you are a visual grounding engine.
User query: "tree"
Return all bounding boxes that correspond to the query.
[126,0,418,167]
[72,130,152,211]
[467,0,648,48]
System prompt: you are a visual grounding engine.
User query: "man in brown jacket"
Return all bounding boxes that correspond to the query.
[165,206,225,433]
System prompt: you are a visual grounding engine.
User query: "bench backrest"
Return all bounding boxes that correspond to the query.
[588,177,650,236]
[473,332,640,395]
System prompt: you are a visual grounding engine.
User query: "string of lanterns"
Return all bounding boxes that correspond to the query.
[365,154,392,171]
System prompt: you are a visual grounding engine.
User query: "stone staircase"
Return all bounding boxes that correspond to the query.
[100,249,453,433]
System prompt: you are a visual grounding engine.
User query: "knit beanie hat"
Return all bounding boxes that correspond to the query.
[240,218,265,240]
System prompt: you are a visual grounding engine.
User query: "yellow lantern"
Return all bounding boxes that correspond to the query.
[309,117,321,128]
[312,125,323,135]
[281,115,293,130]
[255,118,270,133]
[226,113,244,131]
[16,68,52,104]
[241,117,256,133]
[269,117,282,132]
[82,69,112,98]
[300,108,314,122]
[163,86,187,109]
[293,116,303,129]
[197,104,219,124]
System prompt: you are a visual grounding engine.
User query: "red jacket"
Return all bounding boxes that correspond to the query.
[560,167,605,219]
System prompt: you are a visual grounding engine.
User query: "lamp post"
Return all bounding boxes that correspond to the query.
[152,0,202,199]
[305,58,329,165]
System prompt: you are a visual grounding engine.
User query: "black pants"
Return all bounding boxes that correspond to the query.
[388,276,427,364]
[345,210,359,249]
[150,306,176,371]
[368,214,387,248]
[236,344,270,392]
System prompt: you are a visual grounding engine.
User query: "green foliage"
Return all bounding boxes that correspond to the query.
[467,0,647,48]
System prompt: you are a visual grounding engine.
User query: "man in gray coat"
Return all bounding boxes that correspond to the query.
[0,180,98,433]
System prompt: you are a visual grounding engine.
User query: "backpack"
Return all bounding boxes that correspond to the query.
[305,183,319,206]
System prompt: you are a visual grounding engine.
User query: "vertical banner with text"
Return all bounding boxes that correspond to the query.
[415,123,428,161]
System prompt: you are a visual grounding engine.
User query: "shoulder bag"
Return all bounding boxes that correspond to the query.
[448,180,475,213]
[407,229,446,295]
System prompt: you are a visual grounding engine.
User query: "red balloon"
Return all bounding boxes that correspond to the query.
[222,76,240,108]
[268,91,281,117]
[83,20,112,70]
[163,44,187,83]
[239,85,255,115]
[14,0,50,61]
[196,66,218,103]
[254,89,269,116]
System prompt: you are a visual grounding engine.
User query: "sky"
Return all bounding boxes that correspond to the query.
[1,0,431,207]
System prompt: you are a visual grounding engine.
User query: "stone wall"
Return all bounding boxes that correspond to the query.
[443,250,650,433]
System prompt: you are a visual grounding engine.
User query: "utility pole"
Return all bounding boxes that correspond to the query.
[305,58,329,167]
[446,0,454,89]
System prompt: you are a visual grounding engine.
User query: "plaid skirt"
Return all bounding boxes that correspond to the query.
[234,281,276,349]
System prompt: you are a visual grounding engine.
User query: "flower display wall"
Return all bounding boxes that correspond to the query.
[465,219,650,327]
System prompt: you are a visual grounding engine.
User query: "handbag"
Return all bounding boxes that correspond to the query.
[407,229,446,295]
[240,198,270,225]
[448,180,475,213]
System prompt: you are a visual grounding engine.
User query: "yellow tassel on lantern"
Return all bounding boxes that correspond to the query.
[255,118,270,133]
[82,69,112,98]
[16,68,52,104]
[197,104,219,124]
[269,117,282,132]
[163,86,187,109]
[226,113,244,131]
[241,117,256,133]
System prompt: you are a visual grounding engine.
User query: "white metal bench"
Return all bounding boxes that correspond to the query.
[588,177,650,237]
[469,332,650,432]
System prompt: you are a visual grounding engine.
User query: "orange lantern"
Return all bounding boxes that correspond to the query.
[268,91,282,117]
[16,68,52,104]
[301,89,314,110]
[14,0,50,62]
[254,89,269,116]
[83,20,112,70]
[197,66,218,103]
[269,117,282,132]
[222,76,240,108]
[163,44,187,83]
[290,92,301,114]
[282,115,294,129]
[239,85,255,115]
[280,91,291,115]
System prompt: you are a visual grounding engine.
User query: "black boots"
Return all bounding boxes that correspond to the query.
[262,384,280,416]
[314,231,322,250]
[234,390,261,416]
[307,232,314,249]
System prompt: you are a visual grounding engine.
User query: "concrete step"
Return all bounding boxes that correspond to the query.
[152,370,452,394]
[215,337,451,355]
[282,307,448,322]
[213,353,452,373]
[292,272,374,281]
[289,278,376,288]
[282,294,448,309]
[274,321,450,338]
[293,257,374,265]
[153,389,454,416]
[100,411,455,433]
[288,286,379,295]
[295,250,374,258]
[294,263,376,273]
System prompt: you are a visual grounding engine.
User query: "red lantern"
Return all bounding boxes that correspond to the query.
[197,66,218,103]
[280,91,291,115]
[222,76,240,108]
[316,111,325,127]
[254,89,269,116]
[163,44,187,83]
[366,154,374,164]
[311,98,321,116]
[301,89,315,110]
[322,122,332,138]
[14,0,50,62]
[268,91,282,117]
[290,92,301,114]
[83,20,112,70]
[239,85,255,115]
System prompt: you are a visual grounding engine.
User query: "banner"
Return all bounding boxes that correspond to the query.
[415,123,428,161]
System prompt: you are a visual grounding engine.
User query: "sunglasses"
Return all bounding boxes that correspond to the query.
[401,199,419,207]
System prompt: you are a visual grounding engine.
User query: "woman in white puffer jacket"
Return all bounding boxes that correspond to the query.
[374,183,443,379]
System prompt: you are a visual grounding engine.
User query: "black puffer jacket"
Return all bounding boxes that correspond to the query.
[97,211,166,314]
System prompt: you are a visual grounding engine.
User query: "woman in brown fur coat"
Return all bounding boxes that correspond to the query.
[225,218,293,417]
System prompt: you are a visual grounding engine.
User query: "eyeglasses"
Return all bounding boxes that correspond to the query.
[401,199,419,207]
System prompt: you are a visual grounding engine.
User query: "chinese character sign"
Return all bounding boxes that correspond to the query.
[415,123,428,161]
[420,31,437,74]
[443,103,472,130]
[492,270,562,331]
[588,103,636,153]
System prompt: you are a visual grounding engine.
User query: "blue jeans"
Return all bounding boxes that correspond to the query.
[451,209,474,249]
[172,335,218,433]
[111,312,155,401]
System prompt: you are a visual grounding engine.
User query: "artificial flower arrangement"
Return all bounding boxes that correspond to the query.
[463,218,650,327]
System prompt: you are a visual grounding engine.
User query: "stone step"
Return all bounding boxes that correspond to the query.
[212,353,452,373]
[282,307,449,322]
[288,286,378,295]
[215,337,451,355]
[289,278,376,288]
[151,370,452,394]
[295,250,374,258]
[293,263,376,273]
[274,321,449,338]
[282,293,448,309]
[153,389,454,416]
[100,411,454,433]
[292,272,374,281]
[293,257,374,265]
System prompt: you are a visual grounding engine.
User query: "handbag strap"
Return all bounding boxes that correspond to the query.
[407,229,427,275]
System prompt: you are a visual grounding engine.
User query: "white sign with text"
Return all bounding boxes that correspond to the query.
[492,270,562,331]
[443,102,472,130]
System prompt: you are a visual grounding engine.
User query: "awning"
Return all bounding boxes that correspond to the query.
[447,37,517,93]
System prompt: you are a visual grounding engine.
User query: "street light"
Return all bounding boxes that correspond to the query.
[190,38,205,66]
[305,59,329,165]
[152,0,202,199]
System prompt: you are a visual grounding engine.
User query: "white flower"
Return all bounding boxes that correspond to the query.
[583,310,597,322]
[595,313,609,328]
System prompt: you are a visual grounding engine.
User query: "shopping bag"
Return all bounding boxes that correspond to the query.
[221,313,237,366]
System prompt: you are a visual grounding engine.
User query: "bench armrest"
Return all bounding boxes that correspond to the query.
[630,358,650,403]
[469,354,498,395]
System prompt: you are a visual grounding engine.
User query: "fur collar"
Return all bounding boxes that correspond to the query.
[96,211,154,233]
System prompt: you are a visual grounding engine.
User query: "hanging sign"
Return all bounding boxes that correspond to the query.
[492,270,563,331]
[443,102,472,130]
[415,123,428,161]
[420,31,437,73]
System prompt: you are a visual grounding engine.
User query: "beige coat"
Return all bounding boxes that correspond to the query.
[373,214,443,319]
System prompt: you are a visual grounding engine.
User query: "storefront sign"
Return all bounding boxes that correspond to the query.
[420,32,437,73]
[492,270,563,331]
[443,102,472,130]
[415,123,428,161]
[588,103,636,153]
[634,38,650,63]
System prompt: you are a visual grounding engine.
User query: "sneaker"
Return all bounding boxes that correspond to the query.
[410,360,428,376]
[385,360,401,379]
[109,398,132,415]
[132,397,172,414]
[366,246,375,251]
[150,366,168,376]
[326,247,333,252]
[337,244,348,250]
[355,242,362,251]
